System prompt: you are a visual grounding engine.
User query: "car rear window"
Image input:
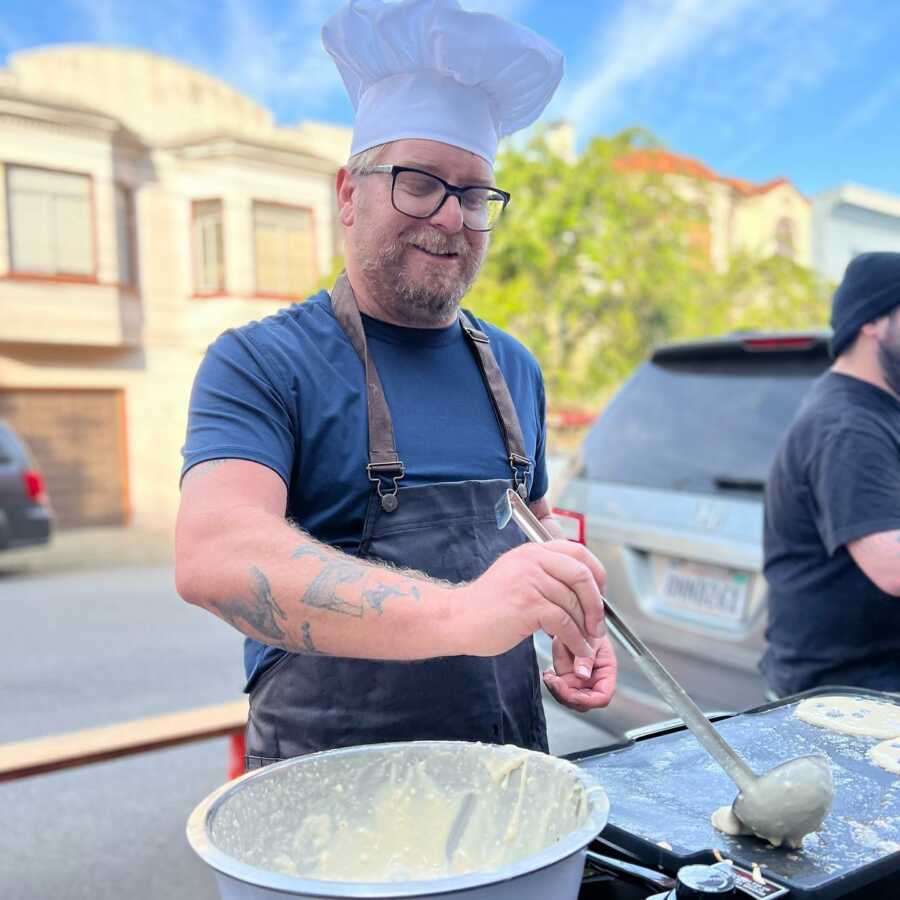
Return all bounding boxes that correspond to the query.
[582,352,830,496]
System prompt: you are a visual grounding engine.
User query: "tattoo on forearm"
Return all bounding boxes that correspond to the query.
[291,545,328,561]
[293,545,365,616]
[292,541,426,617]
[300,622,322,654]
[362,582,422,614]
[211,566,287,641]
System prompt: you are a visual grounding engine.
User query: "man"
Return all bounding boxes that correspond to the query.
[762,251,900,696]
[176,0,617,768]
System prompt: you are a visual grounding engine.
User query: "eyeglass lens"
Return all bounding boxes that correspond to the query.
[392,170,505,230]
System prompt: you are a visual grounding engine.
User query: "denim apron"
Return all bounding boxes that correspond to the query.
[245,275,548,767]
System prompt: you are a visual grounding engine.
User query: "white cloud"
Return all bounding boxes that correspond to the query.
[55,0,348,121]
[837,72,900,134]
[562,0,757,126]
[558,0,887,167]
[221,0,345,111]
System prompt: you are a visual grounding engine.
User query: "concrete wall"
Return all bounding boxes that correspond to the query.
[812,187,900,283]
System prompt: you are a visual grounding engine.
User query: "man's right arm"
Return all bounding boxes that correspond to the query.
[175,459,605,664]
[848,530,900,596]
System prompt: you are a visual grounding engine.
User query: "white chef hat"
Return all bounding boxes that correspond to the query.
[321,0,564,164]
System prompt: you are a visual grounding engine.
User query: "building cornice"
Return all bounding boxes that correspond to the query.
[818,183,900,219]
[169,135,340,176]
[0,90,145,150]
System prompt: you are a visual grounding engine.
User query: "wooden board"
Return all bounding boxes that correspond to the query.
[0,698,248,782]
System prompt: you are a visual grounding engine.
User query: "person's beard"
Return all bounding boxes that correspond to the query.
[358,225,485,327]
[877,311,900,398]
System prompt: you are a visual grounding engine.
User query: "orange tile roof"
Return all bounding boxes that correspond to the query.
[616,149,799,198]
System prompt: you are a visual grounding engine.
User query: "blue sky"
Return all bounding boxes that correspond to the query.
[2,0,899,197]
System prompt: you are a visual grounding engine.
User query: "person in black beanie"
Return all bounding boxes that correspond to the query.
[761,252,900,696]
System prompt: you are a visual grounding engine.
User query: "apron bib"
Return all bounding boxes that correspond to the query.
[245,275,548,766]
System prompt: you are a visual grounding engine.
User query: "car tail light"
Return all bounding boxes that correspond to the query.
[23,470,48,504]
[741,336,816,352]
[552,507,586,544]
[228,731,246,780]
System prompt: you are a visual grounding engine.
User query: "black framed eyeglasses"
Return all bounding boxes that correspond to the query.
[364,165,510,232]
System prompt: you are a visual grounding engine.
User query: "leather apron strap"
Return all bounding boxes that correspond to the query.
[330,273,405,511]
[458,308,531,498]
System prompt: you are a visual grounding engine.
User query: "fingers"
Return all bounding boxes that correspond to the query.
[542,540,607,594]
[533,543,605,640]
[543,668,615,711]
[552,632,594,681]
[537,606,593,662]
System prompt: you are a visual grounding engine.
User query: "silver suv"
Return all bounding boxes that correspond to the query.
[538,332,832,738]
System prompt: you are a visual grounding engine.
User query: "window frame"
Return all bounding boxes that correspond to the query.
[190,197,226,297]
[114,182,139,292]
[251,199,319,301]
[4,162,98,283]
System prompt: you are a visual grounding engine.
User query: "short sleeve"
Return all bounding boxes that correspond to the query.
[529,368,549,502]
[808,424,900,555]
[180,329,296,487]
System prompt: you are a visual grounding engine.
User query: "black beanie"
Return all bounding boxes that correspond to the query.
[830,251,900,358]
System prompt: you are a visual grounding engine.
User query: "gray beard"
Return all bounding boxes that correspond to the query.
[358,232,481,327]
[391,278,465,326]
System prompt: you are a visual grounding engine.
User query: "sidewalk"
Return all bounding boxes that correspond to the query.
[0,526,174,576]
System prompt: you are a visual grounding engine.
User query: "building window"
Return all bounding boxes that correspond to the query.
[7,165,94,276]
[775,217,795,259]
[253,202,316,297]
[192,199,224,294]
[115,184,137,288]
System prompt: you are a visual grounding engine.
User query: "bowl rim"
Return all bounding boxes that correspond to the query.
[186,740,610,898]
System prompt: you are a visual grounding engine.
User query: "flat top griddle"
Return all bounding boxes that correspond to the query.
[573,688,900,899]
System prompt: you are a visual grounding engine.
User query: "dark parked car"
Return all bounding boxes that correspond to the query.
[0,421,53,551]
[538,332,832,739]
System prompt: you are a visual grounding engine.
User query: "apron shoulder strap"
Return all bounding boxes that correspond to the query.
[458,309,532,497]
[329,273,404,511]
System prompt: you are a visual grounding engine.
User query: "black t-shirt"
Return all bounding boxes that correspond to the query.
[761,372,900,695]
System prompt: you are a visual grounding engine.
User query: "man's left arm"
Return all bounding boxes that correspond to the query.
[529,497,618,712]
[809,424,900,597]
[847,529,900,596]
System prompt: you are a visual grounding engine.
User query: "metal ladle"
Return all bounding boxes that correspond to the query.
[495,488,834,849]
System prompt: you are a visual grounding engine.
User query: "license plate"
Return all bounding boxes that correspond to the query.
[657,561,750,624]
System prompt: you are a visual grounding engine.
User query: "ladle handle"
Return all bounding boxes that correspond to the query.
[504,490,757,793]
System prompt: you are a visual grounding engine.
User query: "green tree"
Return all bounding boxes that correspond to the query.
[467,129,708,405]
[467,129,831,408]
[688,252,832,338]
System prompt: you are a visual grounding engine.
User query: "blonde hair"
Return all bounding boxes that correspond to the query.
[345,143,390,174]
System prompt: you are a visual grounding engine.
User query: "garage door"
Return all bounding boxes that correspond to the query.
[0,389,128,529]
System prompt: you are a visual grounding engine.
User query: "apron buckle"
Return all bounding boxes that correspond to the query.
[367,461,405,513]
[509,453,531,500]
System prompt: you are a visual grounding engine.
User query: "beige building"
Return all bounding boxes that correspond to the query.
[616,149,811,271]
[0,46,351,531]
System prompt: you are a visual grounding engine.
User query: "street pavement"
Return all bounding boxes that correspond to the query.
[0,564,615,900]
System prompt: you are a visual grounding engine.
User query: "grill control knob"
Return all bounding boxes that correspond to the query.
[673,863,737,897]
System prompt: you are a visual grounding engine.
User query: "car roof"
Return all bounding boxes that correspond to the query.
[651,330,831,363]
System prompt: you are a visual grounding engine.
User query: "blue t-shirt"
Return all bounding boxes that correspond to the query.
[181,291,549,690]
